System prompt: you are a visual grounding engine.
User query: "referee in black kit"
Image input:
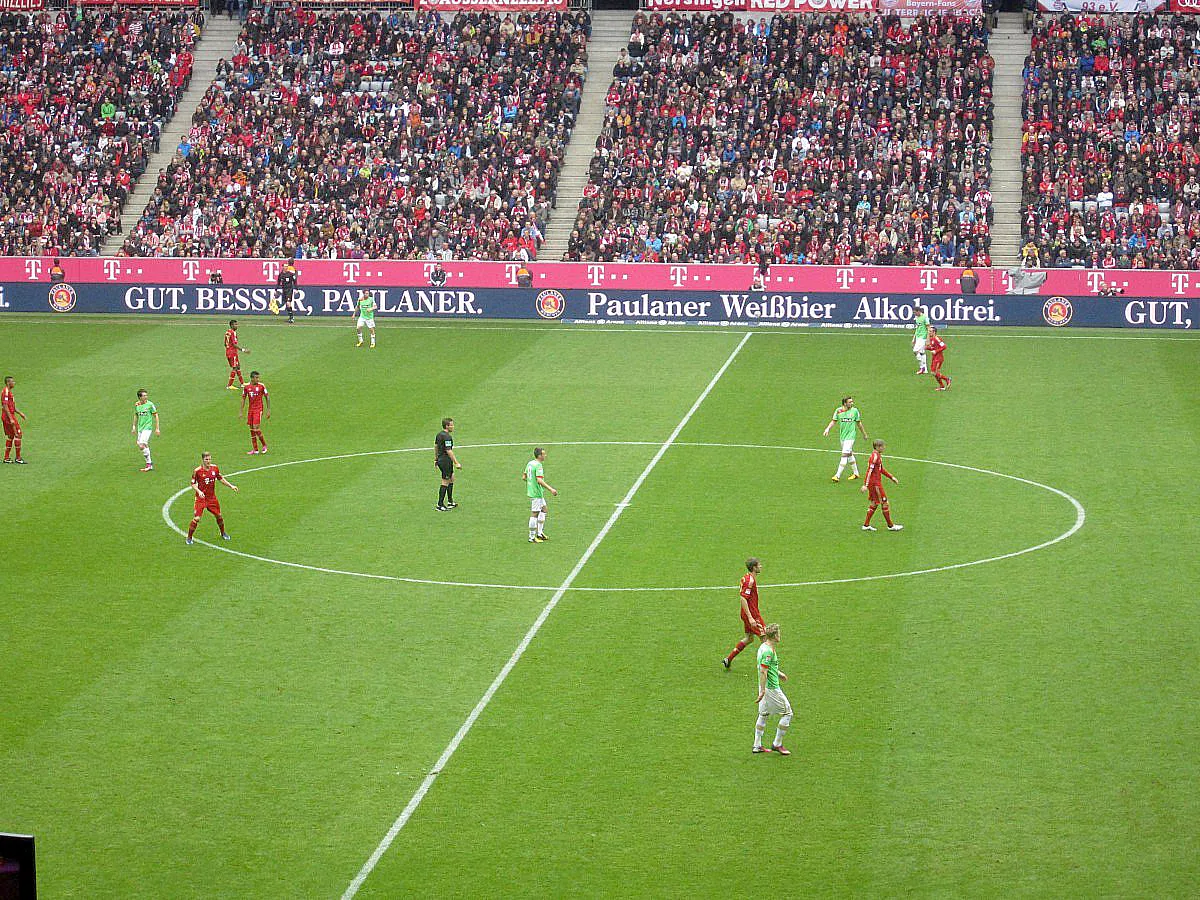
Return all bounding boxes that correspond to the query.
[277,259,299,323]
[435,417,461,511]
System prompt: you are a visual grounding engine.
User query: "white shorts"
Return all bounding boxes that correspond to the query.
[357,316,375,329]
[913,334,926,353]
[530,497,547,513]
[758,688,792,717]
[840,438,855,455]
[136,429,152,446]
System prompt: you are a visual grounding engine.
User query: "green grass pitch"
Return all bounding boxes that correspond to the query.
[2,314,1199,898]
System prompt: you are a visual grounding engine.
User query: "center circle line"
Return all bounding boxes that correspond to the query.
[160,441,1085,592]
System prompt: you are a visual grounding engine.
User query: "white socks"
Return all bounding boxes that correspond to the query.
[916,348,927,371]
[774,714,791,748]
[835,455,858,478]
[528,515,537,539]
[536,511,546,536]
[754,715,768,749]
[141,446,152,464]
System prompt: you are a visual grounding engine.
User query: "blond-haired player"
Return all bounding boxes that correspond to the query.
[753,623,792,756]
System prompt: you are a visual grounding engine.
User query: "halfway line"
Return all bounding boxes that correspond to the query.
[339,331,753,898]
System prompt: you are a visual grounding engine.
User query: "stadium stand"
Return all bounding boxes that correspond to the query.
[1021,14,1200,270]
[563,12,995,266]
[119,8,590,260]
[0,8,201,256]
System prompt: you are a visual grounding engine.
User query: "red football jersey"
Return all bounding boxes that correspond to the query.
[1,386,14,420]
[193,465,221,499]
[224,329,239,353]
[866,450,893,486]
[243,382,268,411]
[928,334,946,355]
[740,572,760,620]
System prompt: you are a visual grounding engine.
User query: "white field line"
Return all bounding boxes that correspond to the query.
[338,331,753,899]
[161,441,1086,592]
[4,313,1199,340]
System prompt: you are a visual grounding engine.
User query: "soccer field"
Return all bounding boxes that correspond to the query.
[2,314,1199,898]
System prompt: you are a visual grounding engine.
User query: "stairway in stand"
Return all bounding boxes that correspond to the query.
[988,12,1032,267]
[538,11,635,261]
[100,16,245,255]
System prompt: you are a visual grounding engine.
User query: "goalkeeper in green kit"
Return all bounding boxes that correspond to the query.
[353,290,376,348]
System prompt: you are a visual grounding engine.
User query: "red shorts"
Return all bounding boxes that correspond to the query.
[2,417,18,438]
[227,353,240,369]
[247,412,261,427]
[193,496,222,517]
[741,609,764,636]
[868,482,887,503]
[930,354,944,372]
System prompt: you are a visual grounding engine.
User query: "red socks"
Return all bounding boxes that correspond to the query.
[3,437,10,460]
[865,504,876,526]
[726,639,749,663]
[251,432,259,451]
[187,519,198,539]
[934,372,949,388]
[883,507,894,527]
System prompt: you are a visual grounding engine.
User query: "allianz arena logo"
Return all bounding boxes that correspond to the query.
[534,290,566,320]
[1042,296,1073,327]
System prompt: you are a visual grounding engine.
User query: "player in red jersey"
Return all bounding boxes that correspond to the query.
[225,319,248,390]
[186,451,239,544]
[240,370,270,455]
[723,557,765,669]
[2,376,26,463]
[927,327,952,391]
[861,439,902,532]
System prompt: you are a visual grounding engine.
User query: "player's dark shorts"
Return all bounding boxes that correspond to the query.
[436,455,454,478]
[282,290,295,307]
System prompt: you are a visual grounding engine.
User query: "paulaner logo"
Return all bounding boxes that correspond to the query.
[48,283,77,312]
[1042,297,1073,327]
[535,289,566,320]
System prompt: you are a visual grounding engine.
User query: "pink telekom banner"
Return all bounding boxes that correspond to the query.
[12,257,1200,299]
[418,0,565,9]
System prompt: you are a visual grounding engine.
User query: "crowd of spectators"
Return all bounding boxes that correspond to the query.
[121,9,589,260]
[0,9,200,256]
[1022,14,1200,269]
[565,12,994,266]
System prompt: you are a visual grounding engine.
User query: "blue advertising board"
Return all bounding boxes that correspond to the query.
[2,282,1196,329]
